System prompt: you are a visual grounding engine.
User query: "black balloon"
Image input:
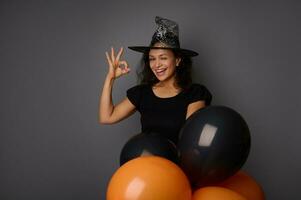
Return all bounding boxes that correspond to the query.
[120,132,179,166]
[178,106,251,188]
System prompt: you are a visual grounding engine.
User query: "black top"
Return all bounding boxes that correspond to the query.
[126,83,212,144]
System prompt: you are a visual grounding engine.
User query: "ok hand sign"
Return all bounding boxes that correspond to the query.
[105,47,130,79]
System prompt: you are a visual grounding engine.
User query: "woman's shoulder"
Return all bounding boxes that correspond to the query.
[127,83,148,92]
[126,84,150,110]
[184,83,212,105]
[127,84,150,97]
[185,83,210,92]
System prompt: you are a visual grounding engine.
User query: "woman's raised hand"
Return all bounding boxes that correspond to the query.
[105,47,130,79]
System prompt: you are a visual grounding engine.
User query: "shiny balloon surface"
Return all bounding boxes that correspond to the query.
[120,132,179,166]
[178,106,251,187]
[107,156,191,200]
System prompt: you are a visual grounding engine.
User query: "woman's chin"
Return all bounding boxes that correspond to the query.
[156,76,167,82]
[153,72,176,82]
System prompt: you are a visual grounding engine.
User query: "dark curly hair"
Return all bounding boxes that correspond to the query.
[137,49,193,91]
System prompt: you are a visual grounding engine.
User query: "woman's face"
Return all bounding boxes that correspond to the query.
[148,48,181,83]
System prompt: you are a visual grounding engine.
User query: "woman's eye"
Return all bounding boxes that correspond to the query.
[149,58,155,61]
[161,57,167,60]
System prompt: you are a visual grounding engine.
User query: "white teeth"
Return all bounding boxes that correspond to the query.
[155,68,167,76]
[156,68,166,73]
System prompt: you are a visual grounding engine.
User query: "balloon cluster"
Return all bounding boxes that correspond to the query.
[106,106,265,200]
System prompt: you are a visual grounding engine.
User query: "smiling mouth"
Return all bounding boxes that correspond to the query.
[155,68,167,76]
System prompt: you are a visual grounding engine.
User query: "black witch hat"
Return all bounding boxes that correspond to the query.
[128,16,198,57]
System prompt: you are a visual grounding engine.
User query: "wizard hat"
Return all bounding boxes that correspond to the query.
[128,16,198,57]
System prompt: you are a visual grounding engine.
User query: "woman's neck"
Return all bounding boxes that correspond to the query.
[154,75,180,90]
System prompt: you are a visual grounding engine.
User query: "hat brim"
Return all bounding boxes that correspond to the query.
[128,46,198,57]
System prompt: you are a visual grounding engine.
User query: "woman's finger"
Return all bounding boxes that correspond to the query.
[105,52,112,66]
[120,60,130,74]
[111,47,115,64]
[118,60,128,70]
[115,47,124,62]
[122,66,130,74]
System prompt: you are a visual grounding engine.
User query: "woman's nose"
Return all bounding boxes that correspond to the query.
[155,59,162,68]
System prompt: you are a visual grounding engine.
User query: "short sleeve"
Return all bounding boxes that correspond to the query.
[126,85,143,110]
[187,84,212,106]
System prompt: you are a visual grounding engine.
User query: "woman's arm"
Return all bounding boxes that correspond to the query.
[186,100,206,119]
[99,47,135,124]
[99,75,136,124]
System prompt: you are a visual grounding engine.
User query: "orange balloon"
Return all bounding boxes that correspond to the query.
[192,186,247,200]
[218,171,265,200]
[106,156,191,200]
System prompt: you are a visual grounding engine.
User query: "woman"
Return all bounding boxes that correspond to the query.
[99,16,212,145]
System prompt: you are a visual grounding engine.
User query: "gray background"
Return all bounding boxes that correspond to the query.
[1,0,300,199]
